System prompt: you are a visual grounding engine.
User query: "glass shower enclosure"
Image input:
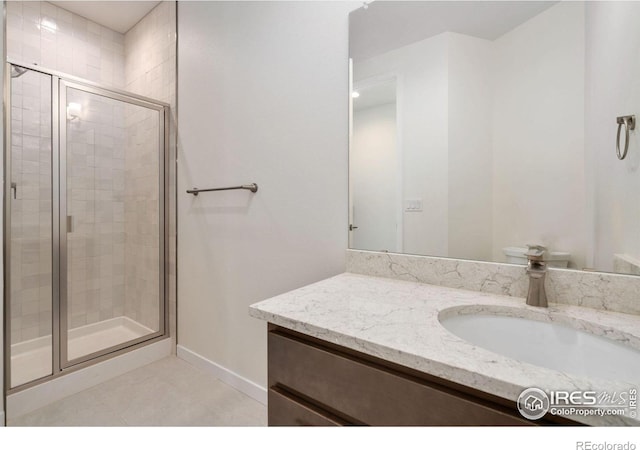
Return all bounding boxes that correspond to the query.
[4,62,169,390]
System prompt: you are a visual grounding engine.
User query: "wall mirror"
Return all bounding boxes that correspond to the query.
[349,1,640,275]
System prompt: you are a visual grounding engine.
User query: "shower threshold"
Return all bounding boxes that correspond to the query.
[10,316,155,388]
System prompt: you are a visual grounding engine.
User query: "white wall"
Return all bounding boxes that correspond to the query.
[352,102,398,252]
[587,2,640,272]
[354,35,449,256]
[177,1,353,392]
[447,32,493,261]
[491,2,586,268]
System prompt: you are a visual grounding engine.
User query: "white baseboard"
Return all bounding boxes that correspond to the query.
[7,338,171,420]
[0,411,5,427]
[177,345,267,405]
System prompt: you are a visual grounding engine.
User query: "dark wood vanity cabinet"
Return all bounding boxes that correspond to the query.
[267,325,572,426]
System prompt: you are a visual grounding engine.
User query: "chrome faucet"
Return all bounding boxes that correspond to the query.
[525,244,548,307]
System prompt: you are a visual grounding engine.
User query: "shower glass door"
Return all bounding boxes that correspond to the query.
[6,66,55,388]
[6,62,168,390]
[60,81,165,367]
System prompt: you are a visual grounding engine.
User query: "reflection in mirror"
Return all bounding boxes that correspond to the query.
[351,78,399,253]
[349,1,640,275]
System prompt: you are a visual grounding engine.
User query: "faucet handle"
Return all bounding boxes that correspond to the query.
[525,244,547,258]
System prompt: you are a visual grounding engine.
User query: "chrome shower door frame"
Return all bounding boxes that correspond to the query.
[3,63,57,391]
[4,61,170,390]
[58,79,168,369]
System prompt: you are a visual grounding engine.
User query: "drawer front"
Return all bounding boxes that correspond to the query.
[268,331,533,426]
[269,388,344,426]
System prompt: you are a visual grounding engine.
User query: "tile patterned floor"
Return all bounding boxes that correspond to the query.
[7,356,267,426]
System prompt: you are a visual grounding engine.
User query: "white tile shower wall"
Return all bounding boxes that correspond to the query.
[125,2,176,103]
[6,1,125,88]
[124,1,177,344]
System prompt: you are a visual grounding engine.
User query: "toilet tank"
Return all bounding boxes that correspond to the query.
[502,246,571,268]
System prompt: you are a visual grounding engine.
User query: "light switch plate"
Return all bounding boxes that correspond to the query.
[405,198,423,212]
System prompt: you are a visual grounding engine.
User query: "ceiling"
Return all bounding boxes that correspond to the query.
[50,1,161,34]
[350,1,558,61]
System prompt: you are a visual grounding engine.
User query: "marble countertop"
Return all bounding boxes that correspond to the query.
[249,273,640,426]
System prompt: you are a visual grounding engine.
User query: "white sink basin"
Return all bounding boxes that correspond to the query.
[439,311,640,384]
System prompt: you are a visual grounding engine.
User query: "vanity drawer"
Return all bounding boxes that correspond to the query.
[268,329,533,426]
[268,388,346,426]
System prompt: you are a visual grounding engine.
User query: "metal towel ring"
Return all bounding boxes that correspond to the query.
[616,115,635,160]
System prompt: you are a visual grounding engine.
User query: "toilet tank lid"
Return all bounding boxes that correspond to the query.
[502,246,571,261]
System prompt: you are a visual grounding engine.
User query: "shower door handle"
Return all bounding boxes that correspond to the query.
[10,182,16,199]
[67,216,74,233]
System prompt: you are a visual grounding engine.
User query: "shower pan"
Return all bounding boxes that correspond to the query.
[4,62,169,391]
